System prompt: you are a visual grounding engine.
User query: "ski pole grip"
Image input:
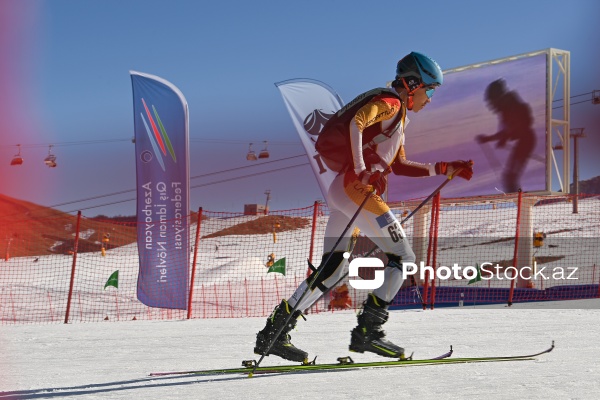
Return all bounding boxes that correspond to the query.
[449,160,474,180]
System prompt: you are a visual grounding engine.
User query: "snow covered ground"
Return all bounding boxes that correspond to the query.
[2,299,600,399]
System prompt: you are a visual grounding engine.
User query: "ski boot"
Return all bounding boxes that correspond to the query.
[255,299,308,363]
[349,293,406,359]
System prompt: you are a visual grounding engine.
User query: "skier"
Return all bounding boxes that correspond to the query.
[254,52,474,363]
[476,78,536,193]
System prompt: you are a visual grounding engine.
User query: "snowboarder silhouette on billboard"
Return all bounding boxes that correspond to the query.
[476,78,536,193]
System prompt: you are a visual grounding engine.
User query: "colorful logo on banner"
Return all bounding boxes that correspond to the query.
[139,98,177,171]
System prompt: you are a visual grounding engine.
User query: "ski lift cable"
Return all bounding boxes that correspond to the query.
[1,156,310,218]
[0,138,302,148]
[552,91,593,102]
[42,154,309,209]
[0,139,132,149]
[56,162,310,215]
[552,99,594,109]
[0,91,593,150]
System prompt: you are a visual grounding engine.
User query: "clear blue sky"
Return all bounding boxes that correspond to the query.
[1,0,599,216]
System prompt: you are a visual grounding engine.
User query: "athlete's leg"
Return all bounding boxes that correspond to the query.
[287,208,357,311]
[328,170,413,358]
[328,171,415,301]
[255,176,357,362]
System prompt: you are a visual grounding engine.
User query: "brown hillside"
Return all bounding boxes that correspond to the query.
[0,194,308,257]
[0,194,137,257]
[204,215,310,238]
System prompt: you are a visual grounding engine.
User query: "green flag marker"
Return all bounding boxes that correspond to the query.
[468,263,482,285]
[104,270,119,289]
[267,257,286,275]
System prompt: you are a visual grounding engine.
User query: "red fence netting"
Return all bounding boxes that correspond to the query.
[1,194,599,324]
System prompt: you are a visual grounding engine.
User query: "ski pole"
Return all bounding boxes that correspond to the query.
[478,140,501,169]
[364,164,470,258]
[322,166,469,295]
[251,187,375,376]
[252,165,469,375]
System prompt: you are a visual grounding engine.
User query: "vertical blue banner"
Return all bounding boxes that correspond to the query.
[130,71,190,309]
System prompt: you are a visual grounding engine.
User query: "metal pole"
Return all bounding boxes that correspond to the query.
[187,207,203,319]
[64,211,82,324]
[264,190,271,215]
[308,201,320,272]
[571,128,585,214]
[508,190,523,307]
[573,135,579,213]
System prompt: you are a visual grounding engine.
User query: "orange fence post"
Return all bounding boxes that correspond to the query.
[508,189,523,306]
[423,193,440,310]
[592,263,600,298]
[64,211,82,324]
[187,208,203,319]
[430,193,441,310]
[4,237,11,261]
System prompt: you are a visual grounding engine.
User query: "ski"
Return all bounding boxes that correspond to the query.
[148,348,452,377]
[149,342,553,377]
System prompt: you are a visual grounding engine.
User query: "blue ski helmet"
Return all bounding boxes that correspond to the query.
[395,52,443,96]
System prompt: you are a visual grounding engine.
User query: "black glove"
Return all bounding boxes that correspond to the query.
[435,160,474,181]
[358,170,387,195]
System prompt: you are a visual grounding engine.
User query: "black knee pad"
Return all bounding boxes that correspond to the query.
[385,253,402,270]
[308,252,346,291]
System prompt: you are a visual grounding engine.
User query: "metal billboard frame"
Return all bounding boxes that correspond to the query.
[443,48,570,194]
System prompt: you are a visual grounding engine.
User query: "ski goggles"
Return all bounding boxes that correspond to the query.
[424,84,439,98]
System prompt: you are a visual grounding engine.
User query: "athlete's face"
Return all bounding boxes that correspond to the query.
[411,87,432,112]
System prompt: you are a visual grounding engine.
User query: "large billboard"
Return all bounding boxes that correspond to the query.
[387,53,548,201]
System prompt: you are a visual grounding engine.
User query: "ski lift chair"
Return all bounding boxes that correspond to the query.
[258,141,270,159]
[246,143,258,161]
[10,144,23,166]
[44,145,57,168]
